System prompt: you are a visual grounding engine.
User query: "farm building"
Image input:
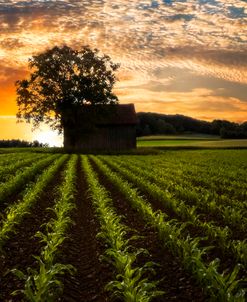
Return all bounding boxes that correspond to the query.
[62,103,138,150]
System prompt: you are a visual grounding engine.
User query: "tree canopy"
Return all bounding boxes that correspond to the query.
[16,45,120,132]
[136,112,247,138]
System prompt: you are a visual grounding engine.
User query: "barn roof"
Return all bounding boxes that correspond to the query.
[62,103,138,127]
[96,104,138,125]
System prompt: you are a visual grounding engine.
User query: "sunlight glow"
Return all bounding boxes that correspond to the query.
[32,128,63,147]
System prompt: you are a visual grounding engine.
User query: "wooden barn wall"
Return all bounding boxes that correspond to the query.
[75,125,136,150]
[63,127,72,148]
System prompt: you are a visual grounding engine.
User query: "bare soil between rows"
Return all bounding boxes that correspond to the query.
[0,161,67,301]
[57,159,113,302]
[0,155,53,214]
[1,156,226,301]
[91,160,208,302]
[102,160,247,276]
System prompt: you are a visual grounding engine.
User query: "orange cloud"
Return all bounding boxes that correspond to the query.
[117,88,247,123]
[0,0,246,142]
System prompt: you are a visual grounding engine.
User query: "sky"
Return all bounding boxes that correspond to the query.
[0,0,246,145]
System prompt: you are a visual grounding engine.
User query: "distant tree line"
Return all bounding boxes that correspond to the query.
[136,112,247,138]
[0,139,48,148]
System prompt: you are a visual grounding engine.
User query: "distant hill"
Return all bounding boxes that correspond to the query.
[137,112,247,139]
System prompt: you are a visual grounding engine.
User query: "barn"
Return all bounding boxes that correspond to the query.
[63,104,138,151]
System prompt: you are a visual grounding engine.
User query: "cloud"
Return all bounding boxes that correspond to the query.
[0,64,27,85]
[115,87,247,122]
[0,0,246,123]
[0,38,25,50]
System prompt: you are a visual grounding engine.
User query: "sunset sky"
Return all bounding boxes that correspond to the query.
[0,0,247,145]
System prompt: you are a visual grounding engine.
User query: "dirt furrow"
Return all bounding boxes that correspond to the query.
[101,161,247,272]
[0,162,67,301]
[0,156,53,215]
[57,159,112,302]
[93,161,207,302]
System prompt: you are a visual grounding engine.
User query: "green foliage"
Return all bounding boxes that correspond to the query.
[16,45,119,132]
[0,154,59,203]
[0,155,68,249]
[82,156,164,301]
[102,153,247,266]
[12,259,74,302]
[2,149,247,301]
[231,240,247,267]
[12,155,77,301]
[92,155,246,301]
[0,153,46,182]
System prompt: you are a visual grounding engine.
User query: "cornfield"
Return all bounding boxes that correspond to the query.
[0,149,246,301]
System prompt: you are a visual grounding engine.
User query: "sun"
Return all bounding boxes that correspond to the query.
[32,127,63,147]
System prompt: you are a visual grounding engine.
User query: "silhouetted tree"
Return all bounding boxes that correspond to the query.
[0,139,47,147]
[137,112,246,138]
[156,119,176,134]
[16,45,120,133]
[142,124,152,136]
[241,122,247,132]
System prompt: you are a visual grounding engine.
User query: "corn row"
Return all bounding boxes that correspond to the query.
[130,155,247,201]
[82,156,164,301]
[111,155,246,209]
[12,154,77,301]
[0,153,38,167]
[92,155,246,302]
[100,157,247,268]
[120,153,247,199]
[0,154,47,183]
[106,158,247,232]
[0,155,68,249]
[0,154,59,203]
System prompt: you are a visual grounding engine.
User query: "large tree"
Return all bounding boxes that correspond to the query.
[16,45,120,132]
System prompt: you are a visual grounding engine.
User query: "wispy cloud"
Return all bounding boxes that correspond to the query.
[117,87,247,122]
[0,0,246,122]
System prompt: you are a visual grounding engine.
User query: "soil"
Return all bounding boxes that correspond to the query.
[57,159,113,302]
[92,160,208,301]
[0,161,67,301]
[0,156,54,214]
[99,160,247,275]
[3,155,244,301]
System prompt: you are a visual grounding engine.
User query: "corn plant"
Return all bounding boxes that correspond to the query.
[0,154,59,204]
[110,155,247,216]
[82,156,164,302]
[0,152,37,167]
[0,153,47,183]
[0,155,68,249]
[92,155,246,302]
[12,155,77,301]
[100,156,247,267]
[231,240,247,267]
[12,258,74,302]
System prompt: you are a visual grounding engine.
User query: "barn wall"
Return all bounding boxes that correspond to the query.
[63,127,73,148]
[63,126,78,149]
[73,125,136,150]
